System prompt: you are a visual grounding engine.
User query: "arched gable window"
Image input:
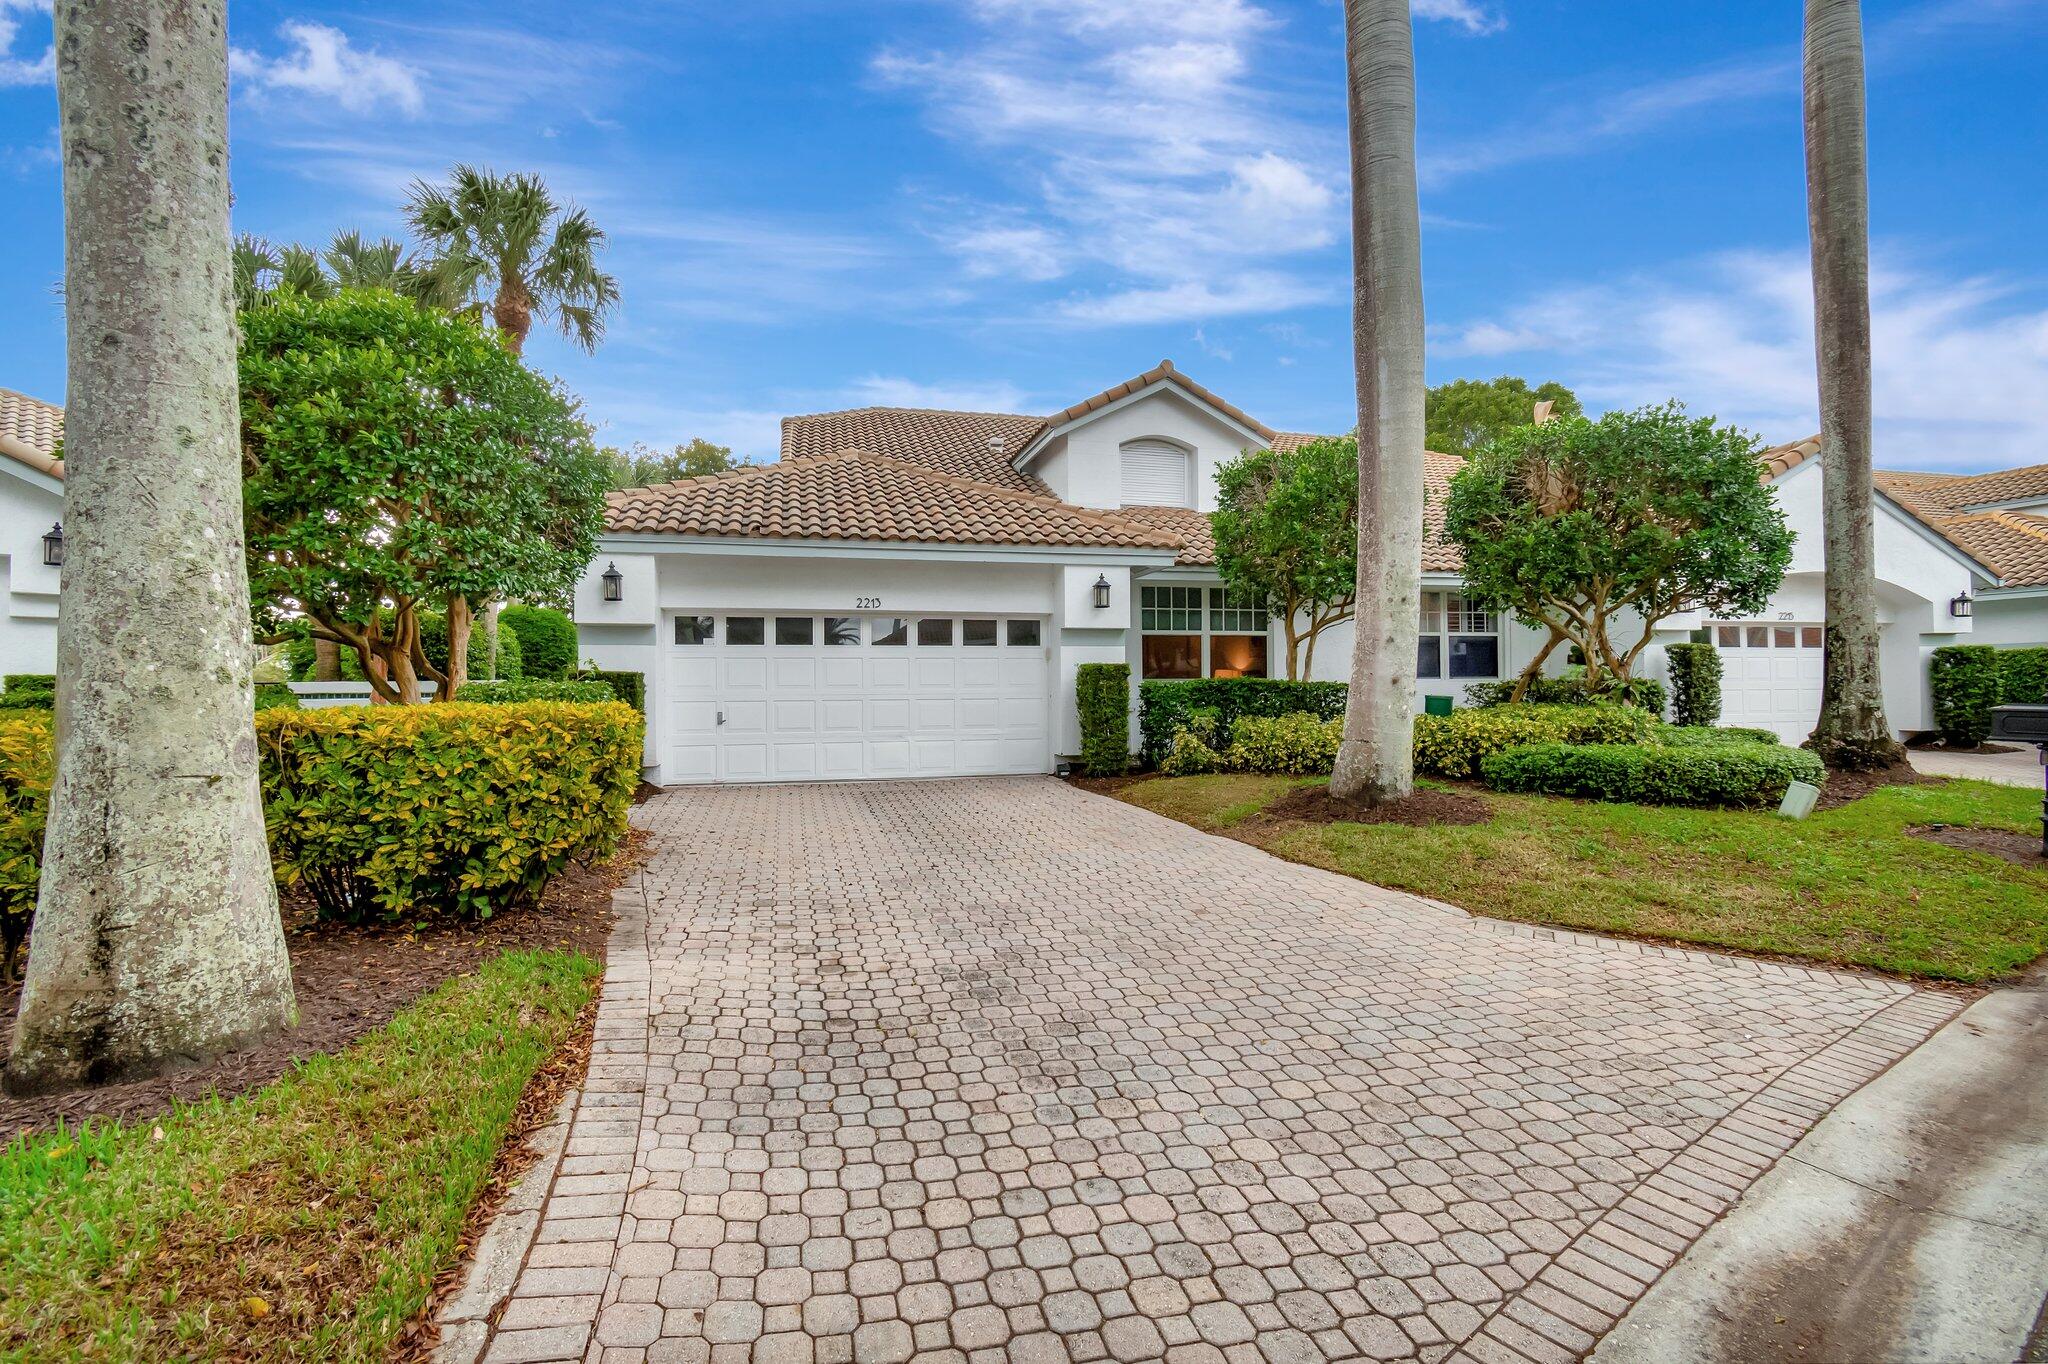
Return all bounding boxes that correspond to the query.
[1119,438,1193,508]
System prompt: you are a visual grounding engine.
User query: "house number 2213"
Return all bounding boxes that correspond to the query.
[855,597,882,609]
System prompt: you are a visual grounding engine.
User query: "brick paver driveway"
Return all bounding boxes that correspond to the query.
[468,778,1959,1364]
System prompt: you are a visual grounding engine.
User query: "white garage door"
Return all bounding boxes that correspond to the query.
[1712,621,1825,741]
[666,612,1051,784]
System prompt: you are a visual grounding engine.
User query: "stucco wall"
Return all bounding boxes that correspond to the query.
[1971,595,2048,648]
[1,469,63,675]
[1025,385,1263,512]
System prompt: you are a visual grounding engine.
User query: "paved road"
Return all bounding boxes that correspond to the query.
[454,778,1958,1364]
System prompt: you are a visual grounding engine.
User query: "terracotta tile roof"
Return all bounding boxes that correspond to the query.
[1269,431,1329,454]
[1116,505,1216,566]
[1873,462,2048,514]
[780,407,1049,494]
[606,449,1183,554]
[0,387,64,479]
[1918,510,2048,587]
[1758,434,1821,480]
[1039,359,1276,444]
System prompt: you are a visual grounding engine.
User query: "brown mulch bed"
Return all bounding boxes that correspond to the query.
[0,830,644,1139]
[1815,761,1939,811]
[1260,785,1493,828]
[388,992,602,1364]
[1062,772,1156,796]
[1910,823,2048,869]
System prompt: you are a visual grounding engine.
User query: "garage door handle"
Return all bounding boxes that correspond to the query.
[716,710,725,726]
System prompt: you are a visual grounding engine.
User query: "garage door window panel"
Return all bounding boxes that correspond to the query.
[873,618,909,646]
[676,615,714,645]
[963,618,998,647]
[776,617,814,646]
[918,618,954,646]
[1007,619,1041,647]
[727,616,765,646]
[824,617,860,645]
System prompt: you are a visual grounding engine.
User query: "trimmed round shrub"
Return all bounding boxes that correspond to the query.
[1655,723,1777,748]
[457,678,616,704]
[1930,645,2002,746]
[1,709,53,983]
[1225,712,1342,775]
[258,700,642,921]
[502,605,579,680]
[1481,740,1824,807]
[1665,642,1723,727]
[1077,663,1132,777]
[576,668,645,713]
[1998,647,2048,705]
[1413,703,1656,779]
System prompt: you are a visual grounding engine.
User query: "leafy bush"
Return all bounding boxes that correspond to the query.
[1225,713,1343,775]
[1076,663,1132,777]
[575,668,645,713]
[1656,723,1778,747]
[458,679,617,704]
[1,675,54,711]
[1139,678,1347,764]
[1998,647,2048,706]
[1462,672,1668,717]
[1930,645,2003,746]
[501,606,579,680]
[421,609,522,683]
[1159,730,1228,777]
[1665,642,1723,727]
[0,710,53,983]
[1481,740,1824,807]
[254,683,301,711]
[1414,703,1656,779]
[258,701,641,922]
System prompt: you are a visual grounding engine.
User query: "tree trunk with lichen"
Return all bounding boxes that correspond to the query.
[1803,0,1905,771]
[6,0,296,1094]
[1329,0,1424,806]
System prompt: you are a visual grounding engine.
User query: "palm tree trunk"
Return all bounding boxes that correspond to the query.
[1803,0,1904,771]
[1330,0,1425,806]
[7,0,295,1094]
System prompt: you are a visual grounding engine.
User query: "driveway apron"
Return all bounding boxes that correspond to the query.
[467,777,1960,1364]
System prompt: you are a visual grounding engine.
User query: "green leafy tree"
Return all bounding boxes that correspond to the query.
[1445,403,1793,689]
[606,438,741,489]
[501,605,578,679]
[1213,439,1358,680]
[1425,376,1582,456]
[239,291,610,704]
[405,165,619,358]
[233,230,459,314]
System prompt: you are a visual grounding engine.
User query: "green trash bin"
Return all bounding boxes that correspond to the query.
[1423,694,1454,717]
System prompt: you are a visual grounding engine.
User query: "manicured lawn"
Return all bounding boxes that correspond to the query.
[1114,774,2048,983]
[0,949,600,1363]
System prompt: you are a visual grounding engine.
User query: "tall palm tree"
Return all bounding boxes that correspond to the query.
[404,166,619,358]
[1329,0,1426,806]
[1804,0,1903,770]
[9,0,294,1092]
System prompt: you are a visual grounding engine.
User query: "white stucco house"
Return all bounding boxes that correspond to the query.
[573,360,2048,784]
[0,387,64,677]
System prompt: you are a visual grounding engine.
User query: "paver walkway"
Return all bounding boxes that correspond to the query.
[1908,745,2043,789]
[457,778,1961,1364]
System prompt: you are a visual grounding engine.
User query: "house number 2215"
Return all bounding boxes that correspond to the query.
[855,597,882,609]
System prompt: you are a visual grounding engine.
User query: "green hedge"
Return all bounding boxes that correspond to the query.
[501,606,578,680]
[254,683,301,711]
[1,710,52,983]
[2000,647,2048,707]
[1414,703,1656,779]
[1,675,53,711]
[1481,739,1824,807]
[259,701,641,922]
[1930,645,2005,746]
[1138,678,1346,765]
[1076,663,1132,777]
[456,678,616,704]
[1163,712,1343,776]
[1655,723,1778,747]
[1462,673,1668,717]
[1665,643,1723,727]
[575,668,645,713]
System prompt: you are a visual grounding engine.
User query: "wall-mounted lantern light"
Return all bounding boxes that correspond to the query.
[600,561,624,602]
[1092,574,1112,610]
[41,522,63,567]
[1950,592,1973,619]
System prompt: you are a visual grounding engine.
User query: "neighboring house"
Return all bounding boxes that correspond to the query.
[0,387,63,677]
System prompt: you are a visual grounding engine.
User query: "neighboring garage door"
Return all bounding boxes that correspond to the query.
[1711,620,1825,741]
[666,612,1050,784]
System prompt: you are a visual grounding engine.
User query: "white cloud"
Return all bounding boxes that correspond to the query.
[231,21,423,117]
[844,376,1032,412]
[1412,0,1505,35]
[872,0,1337,325]
[0,0,51,86]
[1435,249,2048,472]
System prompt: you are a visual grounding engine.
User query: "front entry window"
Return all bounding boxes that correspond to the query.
[1416,591,1499,680]
[1140,585,1269,679]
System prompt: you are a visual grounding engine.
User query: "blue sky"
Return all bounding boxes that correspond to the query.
[3,0,2044,471]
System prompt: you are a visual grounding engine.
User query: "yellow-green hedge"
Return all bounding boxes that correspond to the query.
[1413,703,1655,779]
[1,710,53,980]
[258,701,642,921]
